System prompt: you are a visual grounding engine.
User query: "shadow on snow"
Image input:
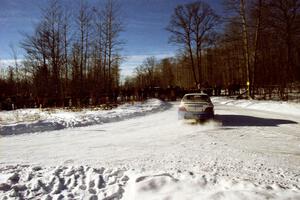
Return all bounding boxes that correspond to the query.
[215,114,298,127]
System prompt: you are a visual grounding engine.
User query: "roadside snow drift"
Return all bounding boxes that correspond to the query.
[0,165,299,200]
[0,99,170,136]
[212,97,300,116]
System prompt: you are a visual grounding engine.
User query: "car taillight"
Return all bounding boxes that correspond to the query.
[179,106,187,112]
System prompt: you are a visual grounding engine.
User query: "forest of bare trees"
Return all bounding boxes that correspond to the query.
[0,0,123,109]
[127,0,300,100]
[1,0,300,110]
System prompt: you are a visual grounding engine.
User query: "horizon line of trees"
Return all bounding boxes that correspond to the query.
[1,0,300,110]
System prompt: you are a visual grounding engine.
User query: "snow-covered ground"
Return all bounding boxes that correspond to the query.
[0,98,300,199]
[1,165,299,200]
[212,97,300,116]
[0,99,169,136]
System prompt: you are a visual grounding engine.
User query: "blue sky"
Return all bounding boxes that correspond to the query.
[0,0,223,77]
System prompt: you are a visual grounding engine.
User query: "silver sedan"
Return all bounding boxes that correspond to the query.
[178,93,214,120]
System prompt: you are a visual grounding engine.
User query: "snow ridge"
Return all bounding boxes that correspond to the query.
[0,99,170,136]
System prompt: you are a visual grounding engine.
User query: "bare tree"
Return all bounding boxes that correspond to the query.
[251,0,263,94]
[21,0,66,105]
[167,1,219,86]
[167,4,198,85]
[61,7,71,102]
[102,0,123,96]
[239,0,251,97]
[191,2,220,85]
[224,0,251,96]
[75,0,92,97]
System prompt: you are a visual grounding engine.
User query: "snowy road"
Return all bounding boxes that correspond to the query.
[1,100,300,199]
[1,100,300,179]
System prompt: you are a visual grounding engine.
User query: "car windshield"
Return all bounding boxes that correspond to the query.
[183,95,210,102]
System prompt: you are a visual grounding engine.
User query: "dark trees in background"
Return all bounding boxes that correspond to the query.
[125,0,300,100]
[165,0,299,97]
[1,0,300,109]
[217,0,300,98]
[266,0,300,87]
[0,0,124,109]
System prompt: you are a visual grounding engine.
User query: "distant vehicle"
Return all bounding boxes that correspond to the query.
[178,93,214,121]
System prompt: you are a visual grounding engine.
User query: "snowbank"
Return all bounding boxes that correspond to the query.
[0,99,170,136]
[212,97,300,116]
[0,165,299,200]
[124,171,300,200]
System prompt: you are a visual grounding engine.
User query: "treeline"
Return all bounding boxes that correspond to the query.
[0,0,122,109]
[1,0,300,110]
[126,0,300,99]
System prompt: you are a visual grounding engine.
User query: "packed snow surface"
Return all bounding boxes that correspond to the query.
[1,98,300,199]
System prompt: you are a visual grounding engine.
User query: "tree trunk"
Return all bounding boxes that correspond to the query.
[240,0,251,98]
[252,0,262,98]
